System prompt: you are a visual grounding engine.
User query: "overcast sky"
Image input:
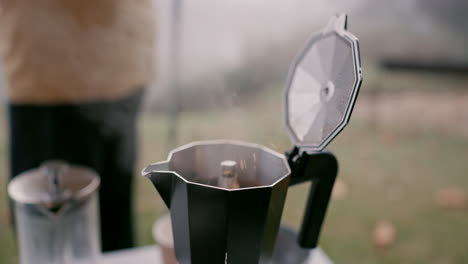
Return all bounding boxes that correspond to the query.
[155,0,366,85]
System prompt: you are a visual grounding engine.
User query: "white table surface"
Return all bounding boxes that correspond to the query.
[101,245,333,264]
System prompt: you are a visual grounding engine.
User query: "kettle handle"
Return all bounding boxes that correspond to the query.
[286,147,338,249]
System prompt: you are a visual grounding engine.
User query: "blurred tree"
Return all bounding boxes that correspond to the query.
[418,0,468,39]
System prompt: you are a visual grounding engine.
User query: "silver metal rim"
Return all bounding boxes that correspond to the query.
[142,139,291,191]
[8,165,100,205]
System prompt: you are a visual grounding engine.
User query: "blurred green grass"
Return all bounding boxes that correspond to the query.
[1,88,468,263]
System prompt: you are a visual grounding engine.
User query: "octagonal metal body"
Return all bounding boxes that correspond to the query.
[142,140,291,264]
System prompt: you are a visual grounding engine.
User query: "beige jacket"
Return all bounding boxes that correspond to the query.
[0,0,155,103]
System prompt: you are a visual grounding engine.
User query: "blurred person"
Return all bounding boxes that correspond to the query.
[0,0,154,251]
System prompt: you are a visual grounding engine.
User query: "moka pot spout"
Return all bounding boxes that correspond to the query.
[142,161,173,208]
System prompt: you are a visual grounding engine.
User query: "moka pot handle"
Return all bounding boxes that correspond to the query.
[286,147,338,249]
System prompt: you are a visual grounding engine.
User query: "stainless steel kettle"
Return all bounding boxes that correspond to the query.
[8,161,101,264]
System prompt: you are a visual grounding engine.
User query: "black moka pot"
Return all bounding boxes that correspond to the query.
[142,13,362,264]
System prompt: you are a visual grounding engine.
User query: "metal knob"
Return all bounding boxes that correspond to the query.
[218,160,240,189]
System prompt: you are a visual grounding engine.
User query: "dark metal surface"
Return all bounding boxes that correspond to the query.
[286,149,338,249]
[143,141,291,264]
[143,140,340,263]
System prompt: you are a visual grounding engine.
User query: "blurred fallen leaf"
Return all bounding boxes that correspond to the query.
[332,179,348,200]
[434,187,467,210]
[382,132,396,145]
[373,220,396,250]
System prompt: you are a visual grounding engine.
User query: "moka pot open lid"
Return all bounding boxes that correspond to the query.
[284,14,362,152]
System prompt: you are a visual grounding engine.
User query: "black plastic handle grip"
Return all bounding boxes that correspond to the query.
[286,147,338,249]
